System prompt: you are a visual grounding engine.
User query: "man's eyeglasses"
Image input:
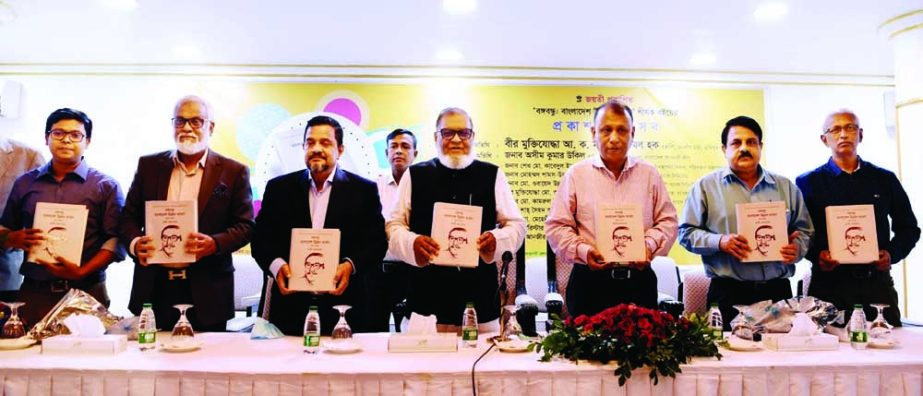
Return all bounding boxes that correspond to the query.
[824,124,860,137]
[439,128,473,140]
[172,117,208,129]
[162,235,183,243]
[612,235,632,243]
[48,130,86,142]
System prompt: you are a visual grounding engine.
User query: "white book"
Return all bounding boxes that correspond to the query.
[826,204,879,264]
[431,202,482,268]
[29,202,88,266]
[288,228,340,292]
[735,201,788,262]
[145,201,198,264]
[594,205,646,263]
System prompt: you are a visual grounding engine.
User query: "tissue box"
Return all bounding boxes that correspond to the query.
[42,335,128,354]
[762,333,839,351]
[388,333,458,352]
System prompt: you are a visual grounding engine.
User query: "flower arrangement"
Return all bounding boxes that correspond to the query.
[531,304,722,386]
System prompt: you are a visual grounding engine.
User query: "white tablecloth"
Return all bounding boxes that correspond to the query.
[2,328,923,396]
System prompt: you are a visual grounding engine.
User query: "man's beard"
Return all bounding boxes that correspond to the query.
[176,139,207,156]
[437,148,476,170]
[309,161,330,174]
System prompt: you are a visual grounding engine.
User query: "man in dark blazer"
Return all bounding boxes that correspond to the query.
[120,95,254,332]
[252,115,386,336]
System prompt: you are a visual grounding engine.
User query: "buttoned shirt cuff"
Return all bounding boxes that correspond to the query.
[129,237,140,257]
[577,243,593,265]
[644,237,658,257]
[270,258,286,279]
[341,257,356,274]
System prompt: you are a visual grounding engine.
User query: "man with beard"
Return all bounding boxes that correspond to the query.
[121,95,254,332]
[679,116,813,329]
[796,109,918,327]
[252,115,386,335]
[0,108,125,327]
[387,107,526,332]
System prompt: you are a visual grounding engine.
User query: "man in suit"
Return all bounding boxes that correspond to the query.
[0,137,44,302]
[120,95,254,332]
[252,115,386,336]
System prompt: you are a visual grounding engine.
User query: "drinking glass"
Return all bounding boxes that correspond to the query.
[1,302,26,339]
[170,304,195,346]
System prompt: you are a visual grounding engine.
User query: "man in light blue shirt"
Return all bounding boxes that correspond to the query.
[679,116,813,328]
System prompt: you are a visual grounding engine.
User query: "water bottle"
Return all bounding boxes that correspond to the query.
[461,302,478,348]
[848,304,869,350]
[303,306,321,354]
[707,303,724,340]
[138,303,157,351]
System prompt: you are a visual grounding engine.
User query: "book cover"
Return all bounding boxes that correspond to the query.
[594,205,646,263]
[145,200,198,264]
[735,201,788,262]
[29,202,89,266]
[826,204,879,264]
[431,202,482,268]
[288,228,340,292]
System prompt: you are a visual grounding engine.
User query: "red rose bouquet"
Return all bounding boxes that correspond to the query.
[532,304,722,386]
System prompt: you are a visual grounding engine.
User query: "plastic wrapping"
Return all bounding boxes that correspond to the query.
[729,296,841,337]
[26,289,122,341]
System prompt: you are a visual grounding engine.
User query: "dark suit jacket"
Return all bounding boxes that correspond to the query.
[251,167,386,335]
[120,150,254,327]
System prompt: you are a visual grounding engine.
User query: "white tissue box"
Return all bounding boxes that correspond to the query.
[42,335,128,354]
[762,333,839,351]
[388,333,458,353]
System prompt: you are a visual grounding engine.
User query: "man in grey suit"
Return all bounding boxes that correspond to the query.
[120,95,254,331]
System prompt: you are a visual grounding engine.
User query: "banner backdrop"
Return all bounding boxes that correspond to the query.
[203,82,764,263]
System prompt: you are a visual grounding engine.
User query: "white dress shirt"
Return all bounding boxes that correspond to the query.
[377,172,402,262]
[385,162,526,266]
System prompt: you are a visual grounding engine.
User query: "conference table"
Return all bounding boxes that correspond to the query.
[1,328,922,396]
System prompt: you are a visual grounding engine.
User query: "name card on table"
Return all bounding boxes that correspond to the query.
[762,333,839,351]
[826,204,879,264]
[735,201,787,263]
[42,334,128,354]
[387,333,459,353]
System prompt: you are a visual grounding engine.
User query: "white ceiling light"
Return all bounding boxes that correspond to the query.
[443,0,477,15]
[690,53,717,67]
[99,0,139,11]
[436,49,463,63]
[754,2,789,22]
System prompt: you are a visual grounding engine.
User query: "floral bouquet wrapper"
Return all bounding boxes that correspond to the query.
[26,289,122,340]
[730,297,840,335]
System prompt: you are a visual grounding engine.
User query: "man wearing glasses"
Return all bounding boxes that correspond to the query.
[546,100,677,318]
[120,96,254,332]
[796,109,919,327]
[679,115,813,329]
[0,108,125,328]
[387,107,526,333]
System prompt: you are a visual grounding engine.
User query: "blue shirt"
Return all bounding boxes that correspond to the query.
[796,157,919,268]
[0,159,126,282]
[679,166,814,281]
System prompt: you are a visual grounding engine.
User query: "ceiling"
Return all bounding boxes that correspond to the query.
[0,0,916,76]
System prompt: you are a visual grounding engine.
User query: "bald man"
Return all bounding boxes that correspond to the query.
[120,95,254,332]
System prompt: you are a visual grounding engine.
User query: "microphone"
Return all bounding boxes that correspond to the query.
[498,251,513,306]
[513,250,537,336]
